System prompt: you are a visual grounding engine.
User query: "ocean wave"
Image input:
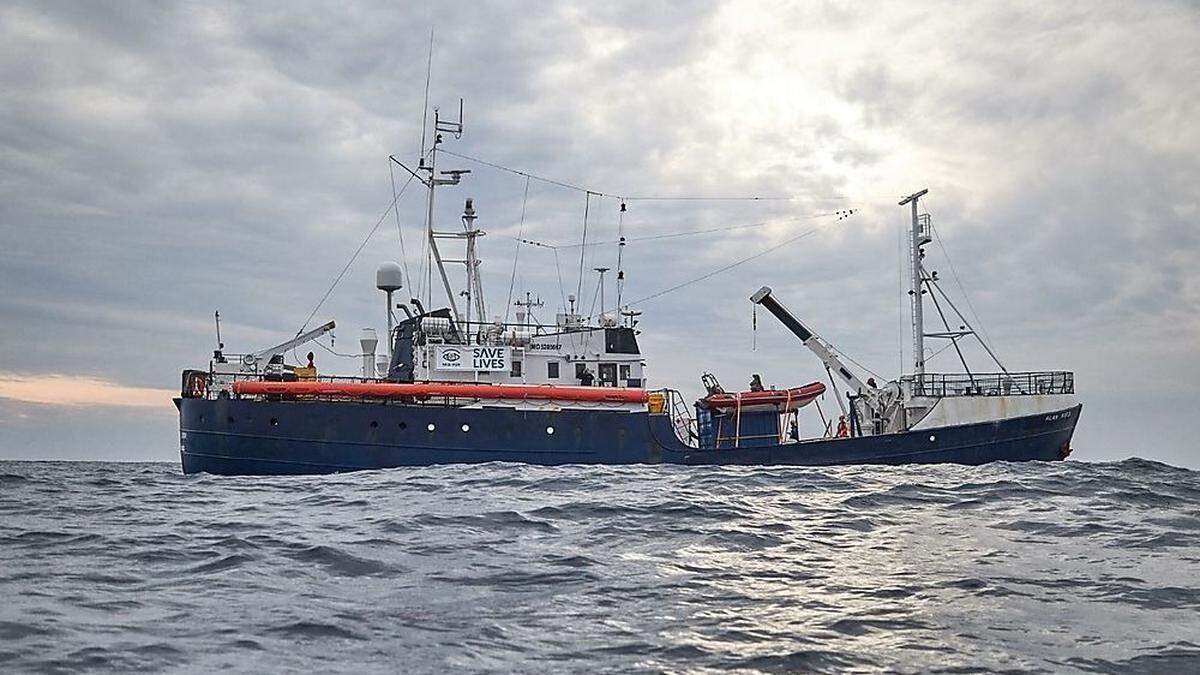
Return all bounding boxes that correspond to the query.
[0,457,1196,672]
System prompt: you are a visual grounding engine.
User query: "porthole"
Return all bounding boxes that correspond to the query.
[227,416,235,425]
[398,422,407,430]
[370,420,379,429]
[929,435,936,442]
[199,415,205,423]
[546,426,555,435]
[270,418,278,427]
[427,423,436,432]
[461,424,470,432]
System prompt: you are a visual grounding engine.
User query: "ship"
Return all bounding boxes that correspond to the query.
[175,107,1080,475]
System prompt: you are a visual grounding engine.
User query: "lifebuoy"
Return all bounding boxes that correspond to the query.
[188,372,207,398]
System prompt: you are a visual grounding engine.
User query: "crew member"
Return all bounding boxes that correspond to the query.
[306,351,316,369]
[836,415,849,438]
[579,367,595,387]
[749,373,765,392]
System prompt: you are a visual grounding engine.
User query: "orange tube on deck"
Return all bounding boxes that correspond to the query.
[232,380,649,404]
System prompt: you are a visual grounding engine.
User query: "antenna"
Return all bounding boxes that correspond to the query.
[593,267,610,323]
[436,99,464,137]
[514,291,544,326]
[419,27,434,159]
[214,310,224,352]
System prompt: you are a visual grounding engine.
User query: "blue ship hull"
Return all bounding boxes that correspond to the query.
[176,398,1081,475]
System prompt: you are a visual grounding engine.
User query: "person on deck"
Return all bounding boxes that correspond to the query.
[749,373,765,392]
[836,415,849,438]
[579,368,595,387]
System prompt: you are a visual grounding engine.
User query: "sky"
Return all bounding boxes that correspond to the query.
[1,1,1197,467]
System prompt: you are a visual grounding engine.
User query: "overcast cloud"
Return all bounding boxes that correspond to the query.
[1,1,1197,467]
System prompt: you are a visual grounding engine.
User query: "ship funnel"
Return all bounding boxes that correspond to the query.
[360,328,379,379]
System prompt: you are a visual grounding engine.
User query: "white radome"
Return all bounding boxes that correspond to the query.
[376,261,404,292]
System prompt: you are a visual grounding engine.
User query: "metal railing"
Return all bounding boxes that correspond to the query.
[654,388,698,445]
[904,371,1074,398]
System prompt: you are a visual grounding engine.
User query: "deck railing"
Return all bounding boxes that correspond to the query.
[904,371,1074,398]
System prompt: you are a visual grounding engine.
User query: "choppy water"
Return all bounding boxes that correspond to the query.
[2,459,1199,673]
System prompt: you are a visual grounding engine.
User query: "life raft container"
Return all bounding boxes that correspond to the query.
[232,380,648,404]
[697,382,825,413]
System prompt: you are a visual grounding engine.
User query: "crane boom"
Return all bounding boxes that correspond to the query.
[241,320,336,370]
[750,287,874,396]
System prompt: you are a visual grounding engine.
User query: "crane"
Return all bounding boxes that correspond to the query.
[238,320,337,373]
[750,286,881,417]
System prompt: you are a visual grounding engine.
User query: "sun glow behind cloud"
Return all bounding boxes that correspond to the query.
[0,373,175,411]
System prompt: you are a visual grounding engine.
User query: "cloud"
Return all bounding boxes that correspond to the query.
[0,373,175,410]
[0,0,1197,465]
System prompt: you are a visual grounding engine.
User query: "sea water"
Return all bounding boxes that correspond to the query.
[1,459,1198,672]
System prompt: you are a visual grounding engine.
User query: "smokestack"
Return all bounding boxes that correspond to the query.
[360,328,379,379]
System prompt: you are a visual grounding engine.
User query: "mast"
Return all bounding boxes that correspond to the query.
[418,102,469,325]
[594,267,609,321]
[899,189,929,377]
[462,198,486,325]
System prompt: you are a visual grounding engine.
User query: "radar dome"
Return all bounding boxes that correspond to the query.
[376,261,404,292]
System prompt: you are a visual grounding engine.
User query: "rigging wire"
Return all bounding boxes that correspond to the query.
[836,348,884,382]
[588,268,602,318]
[418,27,434,159]
[296,173,416,334]
[511,210,854,250]
[438,148,801,201]
[929,219,1002,364]
[552,248,568,313]
[388,160,413,292]
[615,202,627,309]
[313,336,360,359]
[441,148,593,194]
[503,176,531,323]
[898,212,907,374]
[575,192,592,303]
[588,222,838,320]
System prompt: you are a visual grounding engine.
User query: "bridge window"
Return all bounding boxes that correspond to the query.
[547,361,559,378]
[510,360,522,377]
[599,363,617,386]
